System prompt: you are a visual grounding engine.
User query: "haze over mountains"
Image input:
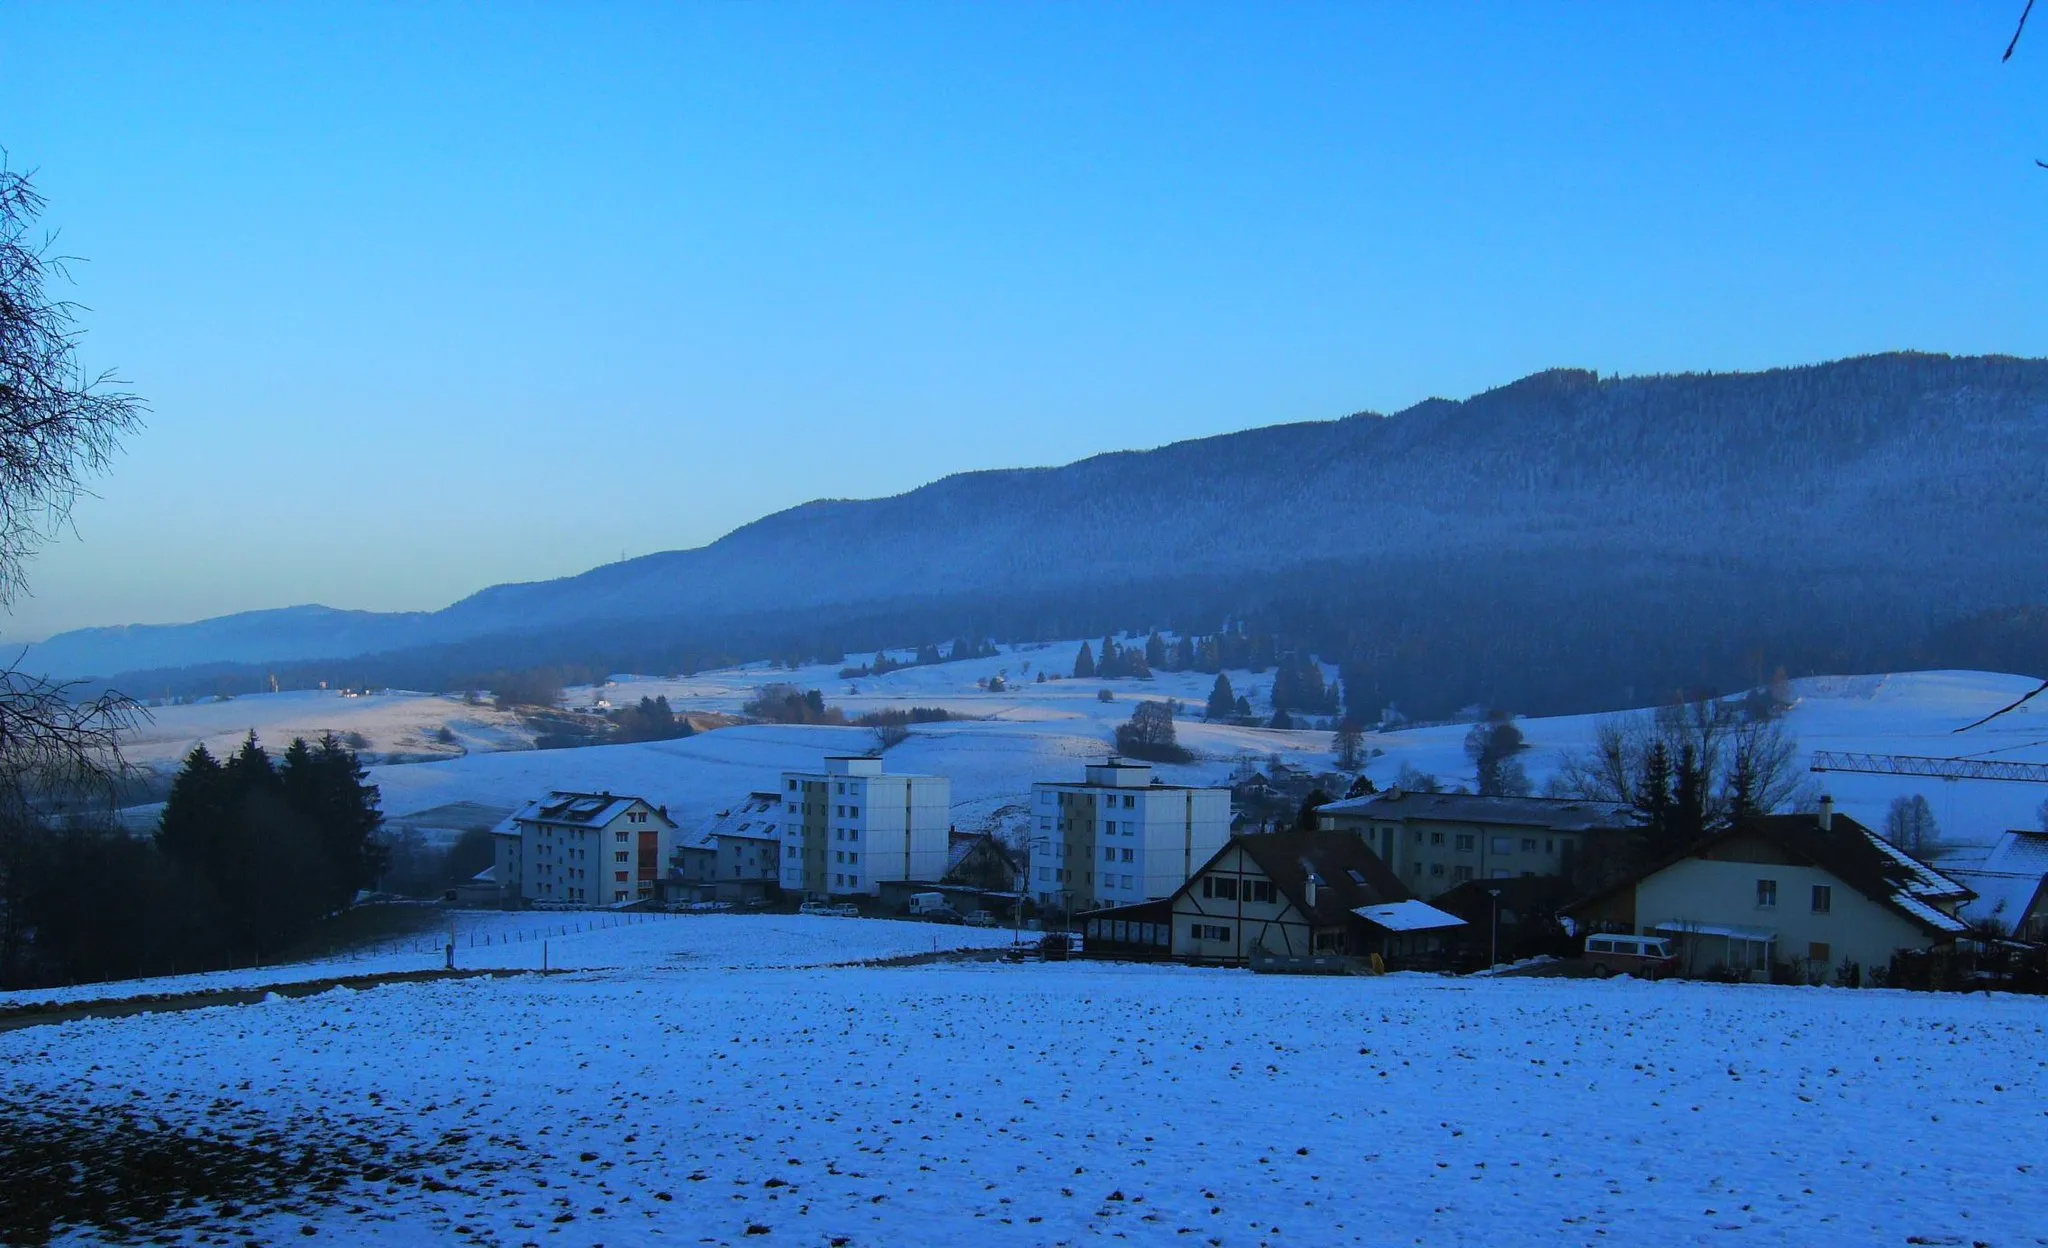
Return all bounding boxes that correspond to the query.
[30,352,2048,717]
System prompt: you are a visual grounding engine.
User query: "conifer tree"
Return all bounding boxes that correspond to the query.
[1205,673,1237,721]
[1073,641,1096,678]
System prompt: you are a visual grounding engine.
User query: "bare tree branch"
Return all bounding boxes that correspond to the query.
[2008,0,2036,62]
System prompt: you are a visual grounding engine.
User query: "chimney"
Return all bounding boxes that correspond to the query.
[1817,795,1834,832]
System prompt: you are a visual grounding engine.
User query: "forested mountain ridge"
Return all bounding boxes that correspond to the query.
[27,352,2048,716]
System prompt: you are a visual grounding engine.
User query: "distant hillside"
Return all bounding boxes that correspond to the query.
[31,353,2048,716]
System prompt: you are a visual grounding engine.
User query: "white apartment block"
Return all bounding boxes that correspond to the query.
[502,791,679,906]
[1028,758,1232,912]
[774,756,951,897]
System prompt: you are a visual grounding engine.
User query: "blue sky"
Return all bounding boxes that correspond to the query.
[2,3,2044,640]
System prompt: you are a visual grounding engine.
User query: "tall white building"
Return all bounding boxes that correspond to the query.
[1028,758,1231,912]
[774,756,951,898]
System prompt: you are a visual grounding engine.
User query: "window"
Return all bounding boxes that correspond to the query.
[835,873,844,886]
[1414,830,1423,844]
[1430,863,1444,876]
[836,805,844,817]
[849,806,859,818]
[1104,847,1116,863]
[1545,838,1555,853]
[1039,817,1051,830]
[848,853,858,864]
[1811,885,1832,914]
[616,829,629,841]
[614,871,628,883]
[835,850,845,863]
[1038,867,1051,882]
[1521,838,1538,852]
[788,803,797,814]
[1411,863,1422,876]
[1430,831,1445,845]
[615,851,628,863]
[1190,923,1231,941]
[1103,820,1116,836]
[836,782,845,795]
[1122,795,1135,809]
[1121,874,1134,888]
[1211,877,1239,901]
[1807,941,1831,964]
[1457,834,1475,852]
[1757,879,1778,908]
[1120,848,1134,863]
[1453,866,1474,883]
[1491,837,1512,854]
[787,779,797,791]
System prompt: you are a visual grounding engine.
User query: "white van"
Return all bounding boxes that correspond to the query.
[907,892,948,916]
[1583,933,1678,979]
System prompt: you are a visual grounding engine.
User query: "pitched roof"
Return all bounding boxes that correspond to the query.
[1983,829,2048,876]
[513,790,673,830]
[684,791,783,850]
[1569,812,1974,938]
[1318,790,1642,833]
[1947,869,2048,934]
[1226,828,1410,926]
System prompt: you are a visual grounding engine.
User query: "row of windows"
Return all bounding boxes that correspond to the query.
[1200,876,1276,903]
[835,872,861,888]
[1190,923,1231,941]
[1407,829,1555,855]
[1757,880,1832,913]
[1101,846,1136,863]
[835,850,860,865]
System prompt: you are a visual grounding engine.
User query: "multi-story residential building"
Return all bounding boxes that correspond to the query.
[1316,790,1641,900]
[680,791,784,903]
[774,756,951,898]
[504,791,679,906]
[1027,758,1231,912]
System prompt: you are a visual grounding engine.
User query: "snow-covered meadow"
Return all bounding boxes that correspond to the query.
[5,927,2044,1246]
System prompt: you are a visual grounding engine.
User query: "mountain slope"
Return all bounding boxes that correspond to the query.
[27,352,2048,690]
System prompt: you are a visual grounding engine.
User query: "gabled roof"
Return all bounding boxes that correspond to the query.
[1569,813,1975,938]
[1948,869,2048,934]
[1983,828,2048,876]
[513,790,674,830]
[685,791,783,850]
[1219,828,1410,926]
[1318,790,1642,833]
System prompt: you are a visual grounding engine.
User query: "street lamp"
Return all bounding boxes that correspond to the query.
[1484,887,1502,969]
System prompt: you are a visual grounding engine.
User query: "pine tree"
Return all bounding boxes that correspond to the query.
[156,744,230,869]
[1073,642,1096,679]
[1234,694,1252,720]
[309,733,386,903]
[1145,631,1168,670]
[1205,673,1237,721]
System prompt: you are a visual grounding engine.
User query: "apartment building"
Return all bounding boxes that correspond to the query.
[505,790,679,906]
[774,756,951,897]
[1027,758,1231,912]
[1317,790,1641,900]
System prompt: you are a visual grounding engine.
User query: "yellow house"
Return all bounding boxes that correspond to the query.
[1568,800,1972,982]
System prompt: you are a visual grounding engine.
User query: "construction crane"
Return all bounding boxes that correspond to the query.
[1808,751,2048,784]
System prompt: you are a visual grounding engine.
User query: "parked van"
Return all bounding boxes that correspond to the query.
[907,892,949,916]
[1583,933,1678,979]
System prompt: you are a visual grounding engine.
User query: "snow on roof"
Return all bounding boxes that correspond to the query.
[471,865,497,883]
[512,790,671,830]
[1983,829,2048,875]
[686,791,785,849]
[1891,891,1970,934]
[1862,829,1971,902]
[1350,900,1465,933]
[1948,870,2047,931]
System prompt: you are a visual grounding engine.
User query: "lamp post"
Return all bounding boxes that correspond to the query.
[1484,887,1501,969]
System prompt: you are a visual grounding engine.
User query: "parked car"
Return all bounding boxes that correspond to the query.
[827,903,861,918]
[799,901,836,917]
[923,906,965,924]
[964,910,1000,927]
[1582,933,1678,979]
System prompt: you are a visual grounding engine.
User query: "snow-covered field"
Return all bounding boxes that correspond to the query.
[5,929,2044,1246]
[0,913,1019,1012]
[112,643,2048,858]
[118,687,535,772]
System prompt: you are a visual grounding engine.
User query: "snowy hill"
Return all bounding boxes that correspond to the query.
[29,353,2048,719]
[336,642,2048,856]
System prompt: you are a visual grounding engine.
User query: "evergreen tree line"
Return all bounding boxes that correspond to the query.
[0,732,385,988]
[609,695,694,743]
[838,637,999,679]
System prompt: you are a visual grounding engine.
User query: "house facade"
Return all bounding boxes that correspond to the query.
[679,791,784,903]
[1028,759,1231,913]
[1568,802,1973,980]
[774,756,951,898]
[1317,790,1641,899]
[1163,827,1461,966]
[507,791,680,906]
